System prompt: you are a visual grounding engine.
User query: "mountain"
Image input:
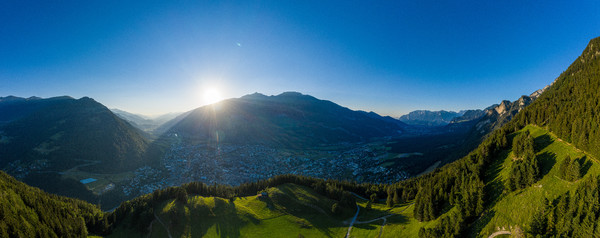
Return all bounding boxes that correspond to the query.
[449,109,485,123]
[7,37,600,237]
[0,96,152,173]
[0,96,68,123]
[0,170,106,237]
[132,35,600,237]
[423,89,546,168]
[466,86,548,140]
[408,36,600,237]
[111,109,182,133]
[110,108,154,131]
[163,92,409,147]
[152,110,191,135]
[399,110,463,126]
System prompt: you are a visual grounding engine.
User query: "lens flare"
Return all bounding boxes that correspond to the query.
[203,87,222,105]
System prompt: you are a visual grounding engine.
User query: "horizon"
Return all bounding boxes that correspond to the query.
[1,1,599,117]
[0,91,498,118]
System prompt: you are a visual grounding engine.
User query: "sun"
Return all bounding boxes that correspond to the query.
[202,87,222,105]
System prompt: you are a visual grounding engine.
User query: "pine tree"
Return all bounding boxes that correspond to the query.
[370,193,378,202]
[386,189,393,207]
[393,190,400,205]
[568,160,581,181]
[529,206,547,235]
[559,155,572,179]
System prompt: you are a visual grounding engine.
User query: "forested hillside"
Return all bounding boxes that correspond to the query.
[407,36,600,237]
[0,96,152,173]
[2,36,599,238]
[0,171,105,237]
[515,36,600,159]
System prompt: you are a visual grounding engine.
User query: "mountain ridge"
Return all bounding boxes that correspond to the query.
[2,36,600,237]
[163,91,409,148]
[0,96,153,173]
[411,35,600,237]
[399,110,464,126]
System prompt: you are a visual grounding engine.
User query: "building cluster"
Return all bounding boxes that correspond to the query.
[157,141,409,189]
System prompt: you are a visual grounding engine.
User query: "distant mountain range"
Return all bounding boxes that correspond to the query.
[449,109,486,123]
[0,90,543,178]
[399,110,465,126]
[464,86,549,141]
[164,92,409,148]
[2,36,599,238]
[111,109,182,133]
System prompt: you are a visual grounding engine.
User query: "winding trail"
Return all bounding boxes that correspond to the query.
[354,214,395,224]
[378,217,386,238]
[488,230,511,238]
[154,212,173,238]
[346,203,414,238]
[345,204,360,238]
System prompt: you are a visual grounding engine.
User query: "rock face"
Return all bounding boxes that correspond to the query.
[399,110,463,126]
[471,86,549,137]
[450,109,485,123]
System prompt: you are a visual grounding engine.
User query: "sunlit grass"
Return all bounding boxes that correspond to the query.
[477,125,599,237]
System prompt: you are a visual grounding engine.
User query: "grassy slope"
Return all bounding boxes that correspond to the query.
[471,125,599,237]
[105,125,596,238]
[107,183,443,238]
[352,124,600,238]
[108,184,348,237]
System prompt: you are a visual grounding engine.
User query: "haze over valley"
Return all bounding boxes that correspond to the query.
[0,81,548,213]
[2,1,600,237]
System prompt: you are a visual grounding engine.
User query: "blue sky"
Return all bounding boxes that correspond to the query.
[1,1,599,117]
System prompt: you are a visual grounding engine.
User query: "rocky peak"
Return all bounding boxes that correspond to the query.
[494,100,511,115]
[517,96,532,108]
[529,84,552,99]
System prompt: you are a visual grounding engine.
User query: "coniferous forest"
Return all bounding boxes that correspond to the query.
[1,2,600,234]
[0,171,103,237]
[414,36,600,237]
[1,36,599,237]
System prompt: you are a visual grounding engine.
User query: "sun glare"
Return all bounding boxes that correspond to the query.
[203,87,222,105]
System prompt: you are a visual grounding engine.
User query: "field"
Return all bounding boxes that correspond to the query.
[61,166,133,195]
[106,182,455,238]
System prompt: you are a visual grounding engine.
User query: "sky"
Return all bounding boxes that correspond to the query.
[1,1,600,117]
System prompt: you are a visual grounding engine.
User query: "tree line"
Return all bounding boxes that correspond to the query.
[0,171,104,238]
